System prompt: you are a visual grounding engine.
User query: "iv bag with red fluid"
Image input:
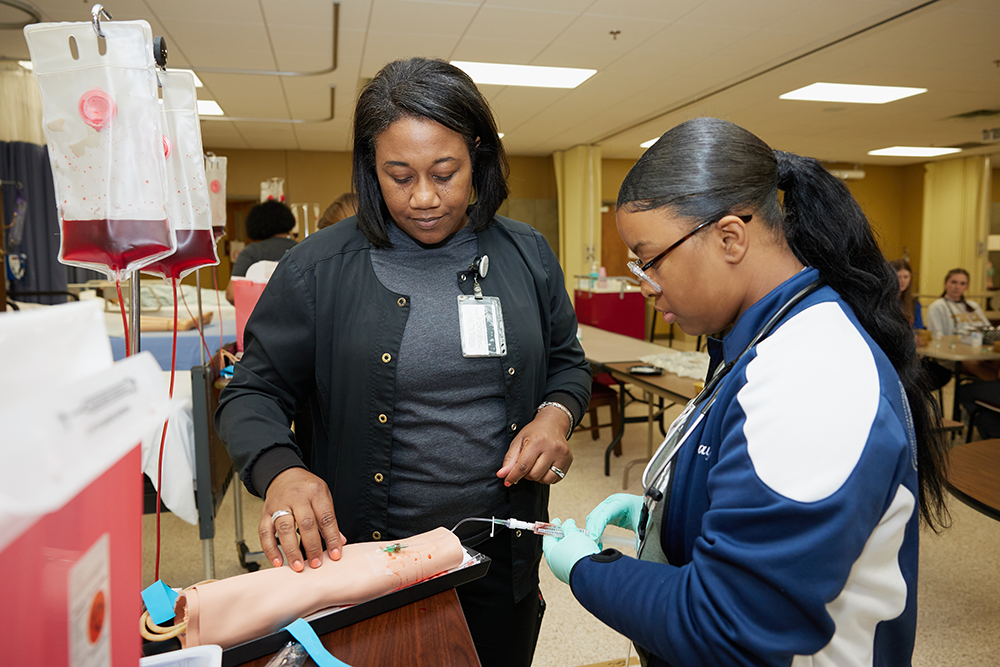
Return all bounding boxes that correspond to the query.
[24,19,174,281]
[141,70,218,281]
[205,155,228,241]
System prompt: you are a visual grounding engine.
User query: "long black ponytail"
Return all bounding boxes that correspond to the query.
[619,117,949,529]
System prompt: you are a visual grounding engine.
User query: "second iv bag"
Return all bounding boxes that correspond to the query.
[205,155,227,240]
[24,19,174,280]
[141,70,218,280]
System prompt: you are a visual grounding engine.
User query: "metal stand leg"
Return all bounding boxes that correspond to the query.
[233,480,267,571]
[201,537,215,581]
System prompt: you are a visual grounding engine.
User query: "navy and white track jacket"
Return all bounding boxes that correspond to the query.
[571,267,920,666]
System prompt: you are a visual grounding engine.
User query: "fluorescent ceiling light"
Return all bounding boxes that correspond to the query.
[197,100,224,116]
[18,60,32,70]
[780,82,926,104]
[498,132,504,138]
[867,146,961,157]
[640,137,659,148]
[451,61,595,89]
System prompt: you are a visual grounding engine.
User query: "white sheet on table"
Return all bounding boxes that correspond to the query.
[141,370,198,525]
[638,350,711,380]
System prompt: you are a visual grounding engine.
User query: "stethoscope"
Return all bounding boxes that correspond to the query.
[635,279,823,557]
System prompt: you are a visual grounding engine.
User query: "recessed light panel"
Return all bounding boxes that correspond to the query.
[197,100,224,116]
[640,137,658,148]
[451,61,596,89]
[18,60,33,71]
[867,146,961,157]
[780,82,926,104]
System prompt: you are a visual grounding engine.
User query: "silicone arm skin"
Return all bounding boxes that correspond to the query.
[177,527,464,649]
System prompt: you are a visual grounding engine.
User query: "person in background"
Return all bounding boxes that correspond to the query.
[316,192,358,230]
[926,267,996,380]
[216,57,590,667]
[890,258,923,329]
[225,200,297,304]
[926,268,991,337]
[541,117,949,666]
[892,258,951,390]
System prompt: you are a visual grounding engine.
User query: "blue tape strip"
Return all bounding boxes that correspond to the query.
[141,580,179,626]
[283,618,352,667]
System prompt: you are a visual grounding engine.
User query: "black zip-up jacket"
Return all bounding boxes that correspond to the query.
[216,214,591,601]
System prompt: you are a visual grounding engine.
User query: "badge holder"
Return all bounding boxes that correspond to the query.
[458,255,507,358]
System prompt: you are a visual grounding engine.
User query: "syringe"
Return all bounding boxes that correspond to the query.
[493,518,564,537]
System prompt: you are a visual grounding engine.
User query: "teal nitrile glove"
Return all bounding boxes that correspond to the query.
[542,518,600,585]
[585,493,645,542]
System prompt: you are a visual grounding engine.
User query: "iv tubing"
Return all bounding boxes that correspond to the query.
[115,279,130,356]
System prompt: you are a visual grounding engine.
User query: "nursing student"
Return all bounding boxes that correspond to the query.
[925,268,999,381]
[216,57,591,667]
[542,118,950,666]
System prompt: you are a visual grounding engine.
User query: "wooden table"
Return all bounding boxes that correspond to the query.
[578,325,690,478]
[946,439,1000,522]
[917,336,1000,418]
[577,324,668,363]
[235,589,480,667]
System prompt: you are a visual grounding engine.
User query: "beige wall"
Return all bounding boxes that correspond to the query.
[209,147,945,278]
[507,155,557,199]
[827,162,926,269]
[210,148,558,204]
[601,158,636,204]
[208,147,354,206]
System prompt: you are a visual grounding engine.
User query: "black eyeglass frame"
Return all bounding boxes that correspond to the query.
[636,213,753,273]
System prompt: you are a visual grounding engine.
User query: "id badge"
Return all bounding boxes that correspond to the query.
[458,295,507,357]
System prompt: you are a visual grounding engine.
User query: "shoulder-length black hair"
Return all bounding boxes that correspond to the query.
[618,117,949,530]
[352,57,509,248]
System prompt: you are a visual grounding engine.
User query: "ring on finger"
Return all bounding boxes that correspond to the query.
[271,509,292,523]
[549,465,566,479]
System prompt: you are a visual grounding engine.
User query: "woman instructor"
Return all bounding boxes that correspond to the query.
[542,118,949,666]
[217,58,591,666]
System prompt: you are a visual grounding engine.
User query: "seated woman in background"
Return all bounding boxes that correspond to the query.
[927,267,996,380]
[926,268,991,337]
[890,258,923,329]
[893,258,951,389]
[225,201,298,304]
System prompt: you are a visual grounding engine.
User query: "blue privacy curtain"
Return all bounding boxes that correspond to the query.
[0,140,68,304]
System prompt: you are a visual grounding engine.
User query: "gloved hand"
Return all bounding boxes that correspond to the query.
[542,518,600,585]
[585,493,645,542]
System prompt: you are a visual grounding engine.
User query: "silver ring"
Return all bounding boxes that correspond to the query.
[550,465,565,479]
[271,509,292,523]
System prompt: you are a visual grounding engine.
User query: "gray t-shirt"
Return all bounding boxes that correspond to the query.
[231,236,297,277]
[370,223,509,538]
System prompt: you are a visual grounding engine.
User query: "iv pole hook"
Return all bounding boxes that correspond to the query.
[91,4,112,39]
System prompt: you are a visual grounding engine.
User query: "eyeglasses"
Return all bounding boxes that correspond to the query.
[627,214,752,293]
